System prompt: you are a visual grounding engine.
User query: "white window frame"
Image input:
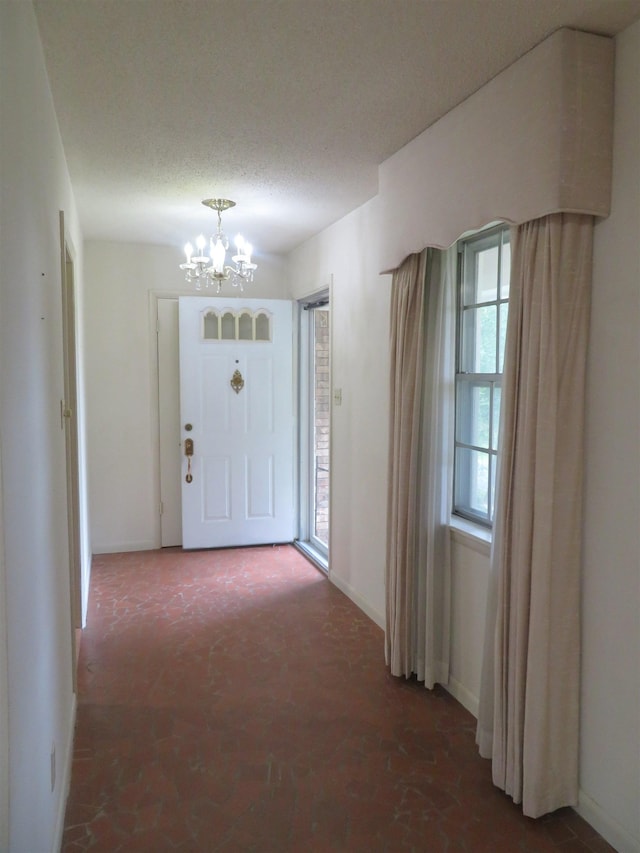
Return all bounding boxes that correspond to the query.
[453,225,510,526]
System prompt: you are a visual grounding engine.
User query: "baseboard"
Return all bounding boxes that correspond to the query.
[328,571,385,630]
[52,691,77,853]
[445,676,479,718]
[576,789,639,853]
[92,540,157,554]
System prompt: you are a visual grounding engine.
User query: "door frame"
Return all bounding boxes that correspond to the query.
[0,445,8,850]
[295,286,332,570]
[59,212,81,684]
[149,291,184,549]
[157,297,182,547]
[147,290,184,548]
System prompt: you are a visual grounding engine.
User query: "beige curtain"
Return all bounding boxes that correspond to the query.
[385,248,453,686]
[477,213,594,818]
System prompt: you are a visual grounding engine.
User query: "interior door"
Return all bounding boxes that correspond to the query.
[179,296,294,549]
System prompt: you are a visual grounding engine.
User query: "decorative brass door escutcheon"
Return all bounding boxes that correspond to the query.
[230,369,244,394]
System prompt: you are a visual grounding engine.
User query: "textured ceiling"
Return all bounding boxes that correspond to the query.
[34,0,640,257]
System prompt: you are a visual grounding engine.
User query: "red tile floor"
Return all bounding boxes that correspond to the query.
[62,545,615,852]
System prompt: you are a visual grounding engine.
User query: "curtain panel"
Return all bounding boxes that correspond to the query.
[385,248,453,688]
[477,212,594,818]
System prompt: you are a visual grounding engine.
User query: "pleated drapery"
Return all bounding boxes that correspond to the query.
[385,248,453,688]
[476,213,594,818]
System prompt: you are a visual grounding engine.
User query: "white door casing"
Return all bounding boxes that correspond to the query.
[179,297,294,549]
[59,211,81,674]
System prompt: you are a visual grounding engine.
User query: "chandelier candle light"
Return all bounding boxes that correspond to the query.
[180,199,257,292]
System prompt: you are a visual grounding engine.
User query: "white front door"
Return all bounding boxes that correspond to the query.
[179,296,294,549]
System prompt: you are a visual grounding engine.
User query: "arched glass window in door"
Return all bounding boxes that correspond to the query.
[255,312,270,341]
[238,311,253,341]
[201,308,272,342]
[203,310,220,340]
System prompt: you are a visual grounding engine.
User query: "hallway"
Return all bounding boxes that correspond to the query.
[62,546,612,852]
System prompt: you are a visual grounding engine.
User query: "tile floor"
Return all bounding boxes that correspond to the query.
[62,545,614,852]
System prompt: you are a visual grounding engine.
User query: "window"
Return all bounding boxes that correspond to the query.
[454,226,510,525]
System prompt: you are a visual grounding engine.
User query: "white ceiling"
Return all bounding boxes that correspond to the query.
[34,0,640,258]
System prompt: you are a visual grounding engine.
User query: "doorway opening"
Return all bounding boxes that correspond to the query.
[296,293,330,570]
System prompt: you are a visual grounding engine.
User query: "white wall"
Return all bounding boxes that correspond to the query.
[285,199,504,713]
[579,20,640,853]
[84,241,288,552]
[288,198,391,626]
[448,530,491,717]
[285,19,640,852]
[0,3,89,851]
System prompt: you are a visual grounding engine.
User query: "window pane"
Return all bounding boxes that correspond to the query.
[489,453,497,519]
[500,236,511,299]
[463,240,500,305]
[456,380,490,449]
[221,312,235,340]
[255,313,270,341]
[492,385,501,450]
[455,446,489,518]
[203,311,219,340]
[461,305,496,373]
[498,302,508,372]
[476,245,499,302]
[313,309,330,546]
[238,312,252,340]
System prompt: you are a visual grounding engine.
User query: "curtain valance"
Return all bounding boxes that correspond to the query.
[378,29,613,273]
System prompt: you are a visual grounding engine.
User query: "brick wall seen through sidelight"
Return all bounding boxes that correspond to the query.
[314,309,330,545]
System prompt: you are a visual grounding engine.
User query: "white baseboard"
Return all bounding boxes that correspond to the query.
[576,789,639,853]
[92,540,157,554]
[434,685,640,853]
[328,571,385,630]
[445,676,479,718]
[52,691,77,853]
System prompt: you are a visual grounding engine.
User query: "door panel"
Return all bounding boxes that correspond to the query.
[246,455,274,518]
[179,297,294,549]
[203,456,231,521]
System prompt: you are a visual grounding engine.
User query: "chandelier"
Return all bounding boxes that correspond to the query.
[179,199,257,292]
